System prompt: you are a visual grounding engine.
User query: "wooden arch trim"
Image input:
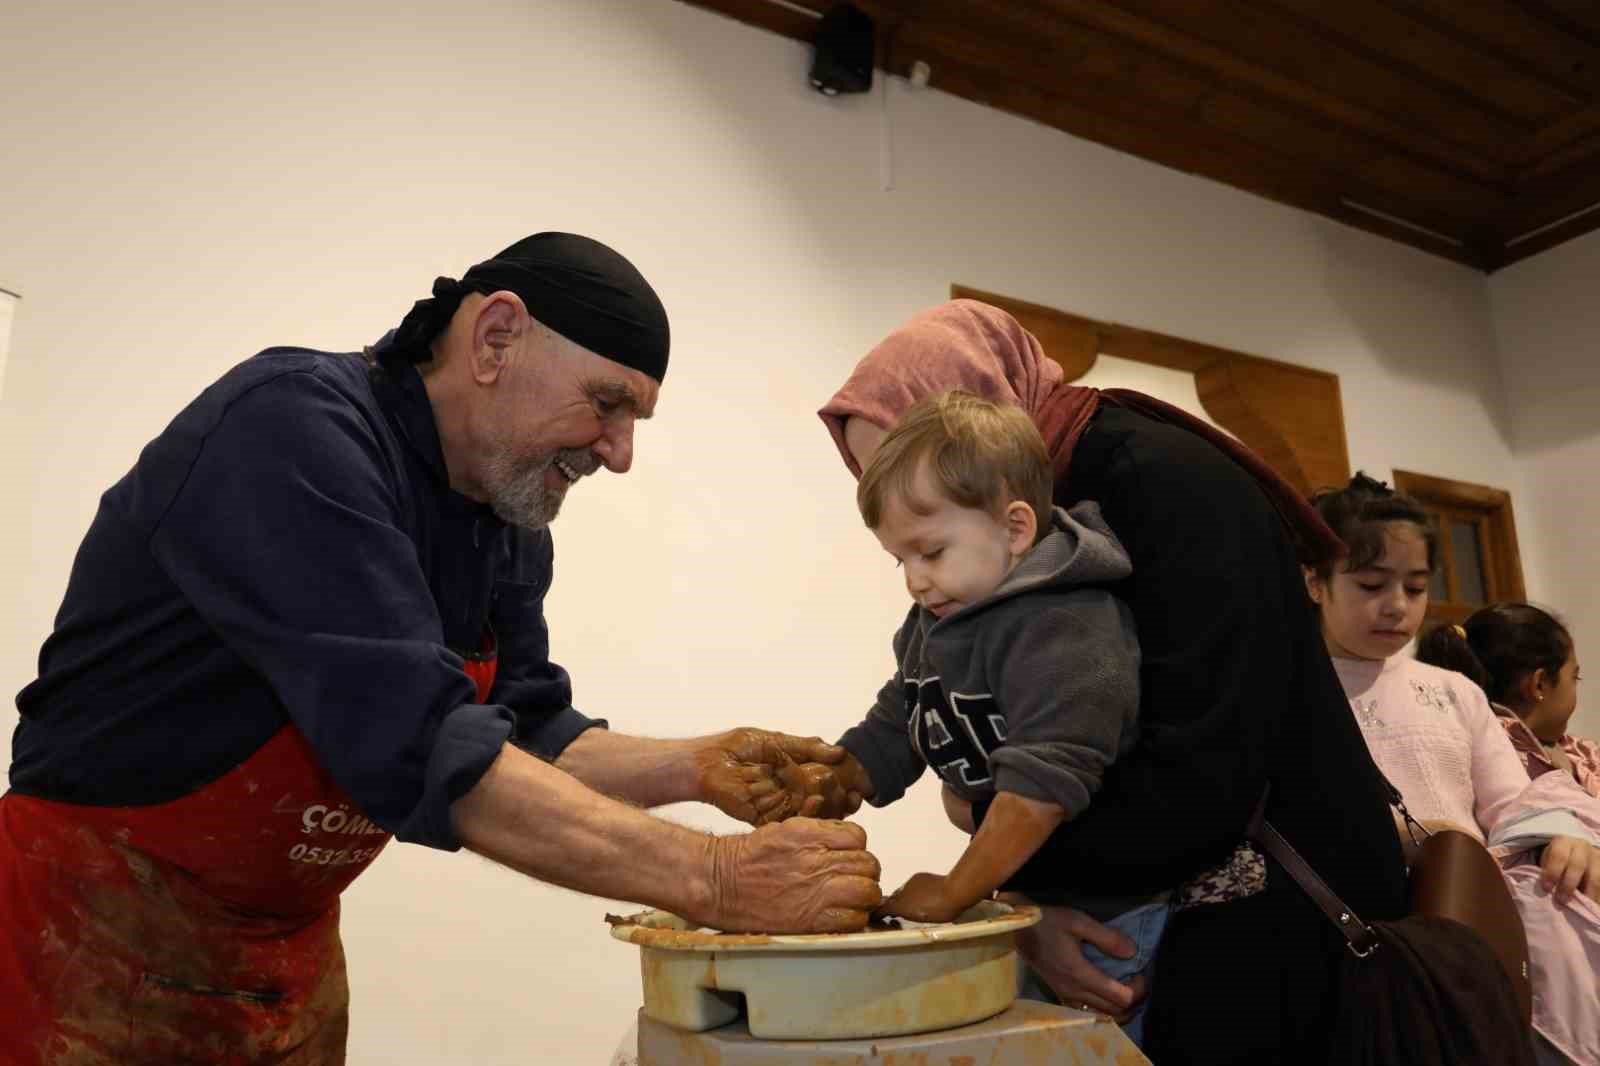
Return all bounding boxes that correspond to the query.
[951,285,1352,495]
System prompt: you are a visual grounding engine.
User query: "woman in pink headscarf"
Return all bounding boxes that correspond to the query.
[820,300,1407,1066]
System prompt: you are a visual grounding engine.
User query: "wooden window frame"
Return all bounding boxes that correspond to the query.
[1391,470,1526,627]
[952,285,1351,495]
[949,288,1527,627]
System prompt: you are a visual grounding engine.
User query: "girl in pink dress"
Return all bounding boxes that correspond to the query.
[1307,474,1600,1066]
[1417,604,1598,799]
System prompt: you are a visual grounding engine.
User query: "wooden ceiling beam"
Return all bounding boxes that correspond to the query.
[1345,152,1506,230]
[892,46,1492,266]
[1071,0,1527,163]
[911,0,1514,189]
[1501,151,1600,237]
[776,0,1595,181]
[1521,0,1600,47]
[1525,128,1600,184]
[1495,202,1600,269]
[675,0,1600,267]
[1261,0,1581,127]
[1523,107,1600,174]
[892,17,1504,231]
[1002,0,1513,183]
[1390,0,1600,102]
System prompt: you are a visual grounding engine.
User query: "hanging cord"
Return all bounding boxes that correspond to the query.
[879,57,894,191]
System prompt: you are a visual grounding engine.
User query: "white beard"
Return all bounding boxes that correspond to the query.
[486,456,561,529]
[484,446,594,530]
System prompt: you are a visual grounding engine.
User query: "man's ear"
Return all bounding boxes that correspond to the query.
[1005,501,1038,558]
[468,291,528,385]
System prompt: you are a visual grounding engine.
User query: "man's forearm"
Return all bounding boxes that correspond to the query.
[553,728,703,808]
[455,742,715,919]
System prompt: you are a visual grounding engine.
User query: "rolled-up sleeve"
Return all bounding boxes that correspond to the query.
[838,612,925,806]
[490,528,606,760]
[984,589,1140,815]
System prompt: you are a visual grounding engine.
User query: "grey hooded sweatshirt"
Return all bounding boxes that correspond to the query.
[841,502,1141,819]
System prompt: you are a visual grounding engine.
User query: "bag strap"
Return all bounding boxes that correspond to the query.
[1247,788,1382,958]
[1385,779,1432,850]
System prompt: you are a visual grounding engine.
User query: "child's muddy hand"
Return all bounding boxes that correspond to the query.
[876,872,966,924]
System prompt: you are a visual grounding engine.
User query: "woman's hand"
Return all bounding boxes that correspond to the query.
[1540,835,1600,904]
[1001,895,1147,1021]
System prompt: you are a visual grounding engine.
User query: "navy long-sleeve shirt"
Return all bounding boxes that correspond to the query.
[10,342,602,850]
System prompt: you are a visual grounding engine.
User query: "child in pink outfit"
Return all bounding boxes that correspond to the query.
[1417,604,1598,799]
[1309,475,1600,1066]
[1329,653,1527,844]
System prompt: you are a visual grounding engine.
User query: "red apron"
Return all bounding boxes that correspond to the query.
[0,647,497,1066]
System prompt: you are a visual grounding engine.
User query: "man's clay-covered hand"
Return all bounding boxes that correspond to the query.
[694,728,867,824]
[696,818,882,933]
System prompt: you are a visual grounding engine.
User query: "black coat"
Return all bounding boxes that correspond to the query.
[978,406,1408,1065]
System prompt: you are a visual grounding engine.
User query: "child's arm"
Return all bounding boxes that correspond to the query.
[879,791,1066,923]
[970,588,1141,896]
[941,784,975,833]
[834,609,927,809]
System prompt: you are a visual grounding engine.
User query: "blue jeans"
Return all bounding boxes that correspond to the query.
[1017,899,1170,1049]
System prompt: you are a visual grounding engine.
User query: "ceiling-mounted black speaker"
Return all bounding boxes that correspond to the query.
[809,2,875,96]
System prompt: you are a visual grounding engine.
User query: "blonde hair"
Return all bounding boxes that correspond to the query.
[857,390,1053,539]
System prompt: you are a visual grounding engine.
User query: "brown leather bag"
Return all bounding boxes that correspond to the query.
[1407,828,1533,1023]
[1248,788,1537,1066]
[1250,786,1532,1025]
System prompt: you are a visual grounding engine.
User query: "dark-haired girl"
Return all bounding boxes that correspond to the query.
[1309,474,1600,1066]
[1419,605,1597,798]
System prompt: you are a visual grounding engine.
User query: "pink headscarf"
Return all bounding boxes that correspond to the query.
[819,299,1344,563]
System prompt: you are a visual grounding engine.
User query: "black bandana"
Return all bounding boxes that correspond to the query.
[388,232,670,382]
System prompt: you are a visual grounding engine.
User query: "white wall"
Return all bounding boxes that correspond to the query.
[0,1,1535,1061]
[1489,229,1600,739]
[1076,356,1229,434]
[0,289,15,400]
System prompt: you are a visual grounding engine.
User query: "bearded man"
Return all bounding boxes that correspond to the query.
[2,233,875,1065]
